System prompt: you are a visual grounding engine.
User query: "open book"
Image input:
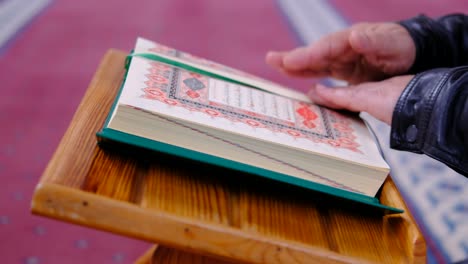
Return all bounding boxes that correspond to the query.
[97,37,401,213]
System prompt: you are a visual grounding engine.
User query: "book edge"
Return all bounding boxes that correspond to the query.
[96,127,403,214]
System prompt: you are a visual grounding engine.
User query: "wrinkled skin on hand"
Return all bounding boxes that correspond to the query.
[266,22,416,124]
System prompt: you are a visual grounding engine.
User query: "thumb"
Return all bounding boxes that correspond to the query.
[309,83,369,113]
[309,77,408,125]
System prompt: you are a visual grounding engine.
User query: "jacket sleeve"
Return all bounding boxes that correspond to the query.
[399,14,468,73]
[390,66,468,177]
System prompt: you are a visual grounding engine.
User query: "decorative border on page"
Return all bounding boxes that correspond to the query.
[141,60,362,153]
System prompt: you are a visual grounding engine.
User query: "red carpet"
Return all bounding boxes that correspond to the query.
[0,0,302,263]
[2,0,467,263]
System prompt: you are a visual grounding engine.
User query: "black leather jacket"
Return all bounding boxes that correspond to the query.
[392,14,468,177]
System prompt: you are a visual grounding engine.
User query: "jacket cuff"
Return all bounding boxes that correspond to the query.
[390,68,450,152]
[398,15,453,73]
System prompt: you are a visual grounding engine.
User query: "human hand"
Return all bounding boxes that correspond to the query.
[307,75,413,124]
[266,23,415,84]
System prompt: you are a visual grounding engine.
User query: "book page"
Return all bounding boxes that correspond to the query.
[118,57,389,169]
[133,37,311,102]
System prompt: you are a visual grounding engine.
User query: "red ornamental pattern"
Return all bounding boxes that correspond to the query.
[140,61,362,153]
[185,90,200,99]
[204,109,220,117]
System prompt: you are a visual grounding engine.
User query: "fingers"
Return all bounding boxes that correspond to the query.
[266,29,352,77]
[307,76,413,125]
[266,50,332,78]
[266,23,415,82]
[278,47,310,71]
[285,30,351,71]
[265,51,285,70]
[266,47,319,76]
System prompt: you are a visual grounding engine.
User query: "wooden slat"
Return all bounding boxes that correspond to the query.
[36,49,126,188]
[31,50,426,264]
[380,178,426,263]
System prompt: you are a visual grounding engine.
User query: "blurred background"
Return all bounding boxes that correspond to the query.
[0,0,467,263]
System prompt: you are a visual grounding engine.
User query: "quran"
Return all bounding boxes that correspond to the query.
[97,37,401,213]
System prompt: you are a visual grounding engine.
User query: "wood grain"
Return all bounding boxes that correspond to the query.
[136,245,238,264]
[135,245,158,264]
[150,245,237,264]
[31,50,426,264]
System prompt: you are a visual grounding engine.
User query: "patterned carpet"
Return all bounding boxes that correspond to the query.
[1,0,467,263]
